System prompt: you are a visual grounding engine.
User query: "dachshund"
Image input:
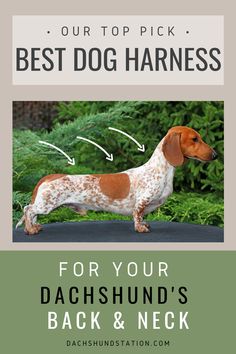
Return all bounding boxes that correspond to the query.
[16,126,217,235]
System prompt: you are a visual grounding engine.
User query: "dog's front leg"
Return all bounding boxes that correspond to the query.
[133,203,150,233]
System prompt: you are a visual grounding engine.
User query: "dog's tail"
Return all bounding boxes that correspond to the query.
[15,205,29,229]
[15,215,25,229]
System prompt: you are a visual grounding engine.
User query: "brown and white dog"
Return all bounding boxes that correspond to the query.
[16,126,217,235]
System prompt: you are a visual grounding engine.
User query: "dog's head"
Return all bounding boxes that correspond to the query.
[162,126,217,167]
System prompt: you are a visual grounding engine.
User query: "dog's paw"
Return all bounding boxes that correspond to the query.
[135,224,150,233]
[35,224,43,232]
[24,224,42,235]
[143,222,150,229]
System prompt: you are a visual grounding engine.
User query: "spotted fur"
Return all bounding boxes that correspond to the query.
[16,126,216,235]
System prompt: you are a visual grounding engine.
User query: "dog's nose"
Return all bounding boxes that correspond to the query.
[212,150,217,160]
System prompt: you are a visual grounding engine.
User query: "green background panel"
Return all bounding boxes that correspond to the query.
[0,251,235,353]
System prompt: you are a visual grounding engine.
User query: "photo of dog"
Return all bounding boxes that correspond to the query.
[13,101,223,242]
[16,126,217,235]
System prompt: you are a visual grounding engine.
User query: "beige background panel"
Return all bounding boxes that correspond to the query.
[0,0,232,250]
[12,15,224,85]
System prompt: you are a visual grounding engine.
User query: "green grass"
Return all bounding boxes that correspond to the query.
[13,191,224,228]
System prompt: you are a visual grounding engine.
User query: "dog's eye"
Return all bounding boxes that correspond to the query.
[192,137,198,142]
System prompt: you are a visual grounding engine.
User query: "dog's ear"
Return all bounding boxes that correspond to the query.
[162,132,184,167]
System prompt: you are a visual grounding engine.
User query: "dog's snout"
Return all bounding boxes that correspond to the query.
[212,150,217,160]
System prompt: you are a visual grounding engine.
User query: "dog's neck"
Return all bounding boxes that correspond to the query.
[146,139,175,171]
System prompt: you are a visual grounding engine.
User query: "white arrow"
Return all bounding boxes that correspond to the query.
[108,127,145,152]
[76,136,113,161]
[38,141,75,165]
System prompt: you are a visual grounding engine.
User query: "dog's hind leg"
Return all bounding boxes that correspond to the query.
[24,205,42,235]
[24,200,57,235]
